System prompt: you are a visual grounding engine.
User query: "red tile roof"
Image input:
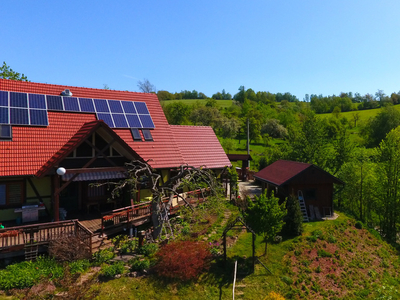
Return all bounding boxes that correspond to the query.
[254,160,343,186]
[254,160,312,186]
[0,79,229,176]
[35,120,143,178]
[170,125,231,169]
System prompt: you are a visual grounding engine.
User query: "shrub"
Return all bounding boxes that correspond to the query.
[155,241,212,281]
[0,257,63,290]
[355,221,363,229]
[137,243,158,257]
[92,248,115,265]
[317,249,332,258]
[49,235,91,262]
[282,195,303,236]
[68,259,91,274]
[100,262,125,278]
[129,258,150,272]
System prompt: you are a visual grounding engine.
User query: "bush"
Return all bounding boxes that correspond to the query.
[155,241,212,281]
[68,259,91,274]
[49,235,91,262]
[355,221,363,229]
[92,248,115,265]
[100,262,125,278]
[129,258,150,272]
[0,257,64,290]
[137,243,158,257]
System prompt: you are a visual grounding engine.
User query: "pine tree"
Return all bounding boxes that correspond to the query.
[282,195,303,236]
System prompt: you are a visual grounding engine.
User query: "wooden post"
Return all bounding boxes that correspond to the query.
[53,175,60,222]
[252,233,256,272]
[223,233,227,265]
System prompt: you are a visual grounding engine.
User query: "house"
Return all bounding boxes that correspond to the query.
[0,79,231,224]
[254,160,343,219]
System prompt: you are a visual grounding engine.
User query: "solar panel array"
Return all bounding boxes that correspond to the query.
[0,91,155,129]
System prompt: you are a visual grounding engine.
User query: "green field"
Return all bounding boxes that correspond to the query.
[318,104,400,124]
[160,99,233,108]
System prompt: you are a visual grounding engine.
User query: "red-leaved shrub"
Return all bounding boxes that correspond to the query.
[154,240,212,281]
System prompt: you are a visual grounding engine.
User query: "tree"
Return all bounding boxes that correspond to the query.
[361,106,400,147]
[107,160,221,239]
[243,192,287,255]
[137,78,156,93]
[163,102,191,125]
[221,138,236,154]
[0,62,28,81]
[376,126,400,243]
[282,195,303,236]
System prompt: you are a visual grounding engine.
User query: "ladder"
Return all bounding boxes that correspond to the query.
[25,244,38,261]
[297,190,309,222]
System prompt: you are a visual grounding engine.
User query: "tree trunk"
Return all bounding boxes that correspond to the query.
[151,200,162,239]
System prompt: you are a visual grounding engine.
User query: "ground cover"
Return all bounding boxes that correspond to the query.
[1,211,400,299]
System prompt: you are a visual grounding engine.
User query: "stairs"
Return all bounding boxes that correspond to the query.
[297,190,309,222]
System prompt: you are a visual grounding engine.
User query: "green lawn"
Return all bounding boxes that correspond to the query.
[160,99,233,108]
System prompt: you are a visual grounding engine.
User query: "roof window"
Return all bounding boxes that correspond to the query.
[130,128,142,141]
[142,129,153,141]
[0,125,12,140]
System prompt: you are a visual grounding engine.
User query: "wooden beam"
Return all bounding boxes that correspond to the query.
[65,166,127,174]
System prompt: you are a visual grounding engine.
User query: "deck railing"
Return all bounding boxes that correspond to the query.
[0,220,92,253]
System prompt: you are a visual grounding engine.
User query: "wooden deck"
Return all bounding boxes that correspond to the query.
[0,188,211,259]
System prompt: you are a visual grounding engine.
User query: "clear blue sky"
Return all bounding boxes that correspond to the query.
[1,1,400,100]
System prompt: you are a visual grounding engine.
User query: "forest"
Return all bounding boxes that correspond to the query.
[161,85,400,246]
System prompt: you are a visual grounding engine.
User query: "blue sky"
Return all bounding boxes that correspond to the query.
[1,1,400,100]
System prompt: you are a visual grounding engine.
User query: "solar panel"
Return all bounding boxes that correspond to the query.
[0,125,11,139]
[126,114,142,128]
[63,97,80,111]
[94,99,109,112]
[0,107,9,124]
[10,108,29,125]
[0,91,156,130]
[135,102,149,114]
[10,92,28,108]
[139,115,155,128]
[0,91,8,106]
[97,113,114,127]
[108,100,123,113]
[47,95,64,111]
[79,98,95,112]
[122,101,136,113]
[30,109,49,126]
[29,94,46,109]
[112,114,128,128]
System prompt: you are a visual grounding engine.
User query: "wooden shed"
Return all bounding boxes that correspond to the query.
[254,160,344,220]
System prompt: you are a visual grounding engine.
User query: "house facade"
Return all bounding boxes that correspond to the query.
[0,79,231,224]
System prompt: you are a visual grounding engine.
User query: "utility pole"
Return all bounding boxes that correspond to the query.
[247,118,250,169]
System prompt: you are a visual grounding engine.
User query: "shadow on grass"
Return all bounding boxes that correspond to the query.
[201,256,255,300]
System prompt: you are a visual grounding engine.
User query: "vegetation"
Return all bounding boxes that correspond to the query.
[0,62,28,81]
[243,192,287,255]
[154,241,212,281]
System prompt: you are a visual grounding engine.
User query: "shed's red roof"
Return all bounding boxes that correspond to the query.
[170,125,231,169]
[0,79,229,176]
[254,160,312,186]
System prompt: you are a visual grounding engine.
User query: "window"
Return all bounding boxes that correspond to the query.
[0,125,12,141]
[0,181,24,206]
[130,128,142,141]
[142,129,153,141]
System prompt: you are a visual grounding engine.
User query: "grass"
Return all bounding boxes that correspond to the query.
[160,99,233,108]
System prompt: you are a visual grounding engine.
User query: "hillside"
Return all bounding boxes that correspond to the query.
[89,213,400,299]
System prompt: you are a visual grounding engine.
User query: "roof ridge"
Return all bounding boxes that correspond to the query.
[0,78,149,95]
